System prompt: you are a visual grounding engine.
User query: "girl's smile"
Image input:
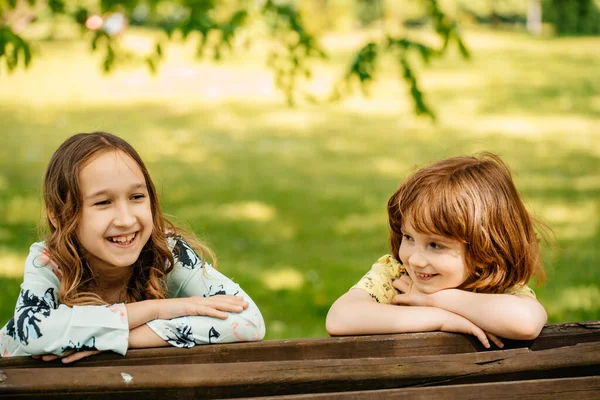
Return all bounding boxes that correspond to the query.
[414,272,438,281]
[106,232,138,246]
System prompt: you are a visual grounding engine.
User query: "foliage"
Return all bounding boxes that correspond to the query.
[543,0,600,35]
[0,26,31,72]
[0,0,469,119]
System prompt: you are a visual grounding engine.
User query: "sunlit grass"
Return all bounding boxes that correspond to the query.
[1,26,599,339]
[0,250,27,278]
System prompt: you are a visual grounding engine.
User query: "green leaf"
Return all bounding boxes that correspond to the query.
[146,57,156,74]
[6,44,17,71]
[74,7,89,26]
[91,31,104,51]
[103,44,115,73]
[455,36,470,59]
[48,0,65,13]
[13,35,32,68]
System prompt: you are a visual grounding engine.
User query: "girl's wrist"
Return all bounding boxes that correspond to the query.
[429,289,455,309]
[151,299,162,321]
[429,306,454,331]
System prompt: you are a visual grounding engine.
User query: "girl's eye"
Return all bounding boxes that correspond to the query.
[429,242,446,250]
[94,200,110,206]
[402,234,413,242]
[131,194,146,201]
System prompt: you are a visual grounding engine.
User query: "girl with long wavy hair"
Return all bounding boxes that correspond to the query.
[326,153,548,348]
[0,132,265,362]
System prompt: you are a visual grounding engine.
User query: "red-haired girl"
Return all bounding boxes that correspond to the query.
[326,153,548,348]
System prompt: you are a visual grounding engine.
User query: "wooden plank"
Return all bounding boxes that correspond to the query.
[1,321,597,369]
[0,332,482,369]
[240,376,600,400]
[528,321,600,351]
[1,341,599,399]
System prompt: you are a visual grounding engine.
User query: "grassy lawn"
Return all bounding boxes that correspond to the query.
[0,27,599,340]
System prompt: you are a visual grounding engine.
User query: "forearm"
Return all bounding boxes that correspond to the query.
[429,290,547,340]
[146,302,265,347]
[125,300,158,329]
[128,324,169,349]
[11,301,129,356]
[326,289,447,335]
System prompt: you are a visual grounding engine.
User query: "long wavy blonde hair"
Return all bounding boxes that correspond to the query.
[387,152,548,294]
[42,132,215,306]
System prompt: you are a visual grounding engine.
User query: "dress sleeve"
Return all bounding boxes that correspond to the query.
[0,242,129,358]
[145,238,266,348]
[350,254,405,305]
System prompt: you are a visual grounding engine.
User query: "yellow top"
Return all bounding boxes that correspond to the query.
[352,254,536,304]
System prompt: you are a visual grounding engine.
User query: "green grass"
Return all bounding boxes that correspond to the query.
[0,27,599,339]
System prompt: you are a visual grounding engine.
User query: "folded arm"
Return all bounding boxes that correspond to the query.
[391,275,547,340]
[143,239,265,348]
[427,289,547,340]
[326,289,495,347]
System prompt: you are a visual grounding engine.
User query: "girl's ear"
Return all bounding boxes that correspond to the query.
[47,210,58,229]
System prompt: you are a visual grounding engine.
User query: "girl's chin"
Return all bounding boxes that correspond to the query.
[413,284,442,295]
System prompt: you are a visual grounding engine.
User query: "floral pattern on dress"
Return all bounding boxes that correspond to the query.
[12,288,56,345]
[62,336,98,353]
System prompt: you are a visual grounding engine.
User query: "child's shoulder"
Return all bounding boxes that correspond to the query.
[370,254,406,276]
[354,254,406,288]
[166,234,205,271]
[28,241,46,254]
[25,241,63,281]
[166,233,181,253]
[350,254,405,304]
[503,284,537,299]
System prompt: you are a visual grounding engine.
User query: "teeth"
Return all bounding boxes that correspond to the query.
[416,272,435,278]
[108,233,135,244]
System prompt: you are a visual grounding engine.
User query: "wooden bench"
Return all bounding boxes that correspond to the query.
[1,321,599,399]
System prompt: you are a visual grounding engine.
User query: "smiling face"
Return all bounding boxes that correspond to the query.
[76,149,153,275]
[398,218,468,294]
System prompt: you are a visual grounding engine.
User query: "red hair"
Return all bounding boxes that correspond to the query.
[387,152,547,294]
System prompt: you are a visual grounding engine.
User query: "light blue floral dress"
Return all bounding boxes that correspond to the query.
[0,237,265,357]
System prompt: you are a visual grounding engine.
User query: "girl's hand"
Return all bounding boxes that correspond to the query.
[391,277,504,348]
[32,349,102,364]
[440,313,504,349]
[155,295,249,321]
[391,275,431,307]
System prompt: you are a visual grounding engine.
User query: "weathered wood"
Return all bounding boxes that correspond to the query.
[1,321,597,369]
[1,341,599,399]
[0,332,479,369]
[241,376,600,400]
[528,321,600,350]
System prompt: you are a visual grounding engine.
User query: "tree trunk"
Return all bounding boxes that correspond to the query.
[527,0,543,35]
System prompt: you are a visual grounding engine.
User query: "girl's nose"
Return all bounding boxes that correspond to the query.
[113,204,136,227]
[408,249,428,268]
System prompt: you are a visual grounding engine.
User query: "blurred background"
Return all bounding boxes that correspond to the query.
[1,0,599,340]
